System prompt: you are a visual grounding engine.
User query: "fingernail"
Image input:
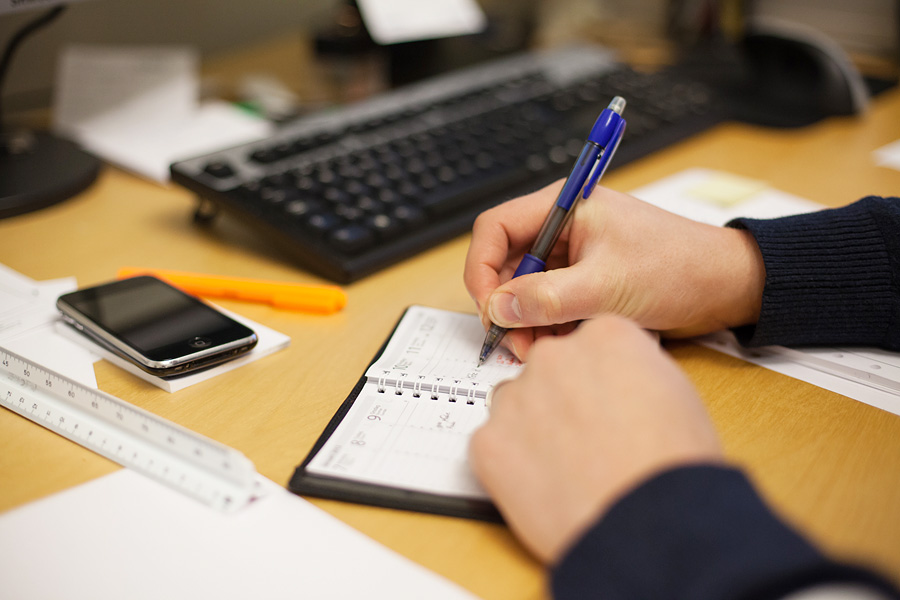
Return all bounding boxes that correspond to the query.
[489,293,521,326]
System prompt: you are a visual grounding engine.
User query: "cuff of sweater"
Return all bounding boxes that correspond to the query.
[727,198,898,348]
[550,465,893,600]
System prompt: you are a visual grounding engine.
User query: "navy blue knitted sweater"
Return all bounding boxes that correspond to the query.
[731,196,900,350]
[551,197,900,600]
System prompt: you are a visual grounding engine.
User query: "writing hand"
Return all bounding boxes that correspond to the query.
[464,181,766,361]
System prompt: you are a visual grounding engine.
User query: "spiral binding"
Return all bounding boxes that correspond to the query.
[373,371,489,405]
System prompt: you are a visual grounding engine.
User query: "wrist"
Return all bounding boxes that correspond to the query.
[718,226,765,329]
[665,224,765,337]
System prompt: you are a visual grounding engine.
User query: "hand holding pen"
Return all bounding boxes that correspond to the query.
[475,97,627,365]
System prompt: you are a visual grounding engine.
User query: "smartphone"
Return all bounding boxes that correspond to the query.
[57,276,258,378]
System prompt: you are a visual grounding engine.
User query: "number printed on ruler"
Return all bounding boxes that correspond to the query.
[0,347,259,511]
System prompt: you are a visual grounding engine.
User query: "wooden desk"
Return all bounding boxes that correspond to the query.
[2,42,900,598]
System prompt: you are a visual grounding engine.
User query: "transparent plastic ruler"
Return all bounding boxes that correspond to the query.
[0,346,259,512]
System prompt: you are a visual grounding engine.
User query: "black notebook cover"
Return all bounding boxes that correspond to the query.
[288,308,502,523]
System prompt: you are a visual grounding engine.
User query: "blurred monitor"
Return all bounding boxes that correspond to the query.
[665,0,898,126]
[750,0,899,66]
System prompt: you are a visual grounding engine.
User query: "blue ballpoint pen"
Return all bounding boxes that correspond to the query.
[477,96,627,366]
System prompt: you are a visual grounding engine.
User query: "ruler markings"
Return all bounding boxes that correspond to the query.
[1,346,258,512]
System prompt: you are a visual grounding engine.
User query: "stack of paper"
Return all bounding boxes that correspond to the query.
[53,45,272,183]
[0,264,96,387]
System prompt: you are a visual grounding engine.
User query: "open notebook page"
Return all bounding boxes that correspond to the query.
[306,306,522,499]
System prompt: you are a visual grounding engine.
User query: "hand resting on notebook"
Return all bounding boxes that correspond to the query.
[469,315,723,563]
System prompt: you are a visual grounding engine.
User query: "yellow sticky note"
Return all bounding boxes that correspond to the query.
[687,173,767,207]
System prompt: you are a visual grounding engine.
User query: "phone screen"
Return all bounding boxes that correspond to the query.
[58,276,256,363]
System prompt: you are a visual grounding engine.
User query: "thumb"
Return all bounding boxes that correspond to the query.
[486,266,600,328]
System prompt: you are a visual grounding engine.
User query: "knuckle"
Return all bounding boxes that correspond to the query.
[471,211,490,233]
[472,206,501,233]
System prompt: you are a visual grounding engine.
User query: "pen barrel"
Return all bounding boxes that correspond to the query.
[512,253,547,278]
[528,206,569,262]
[554,142,603,211]
[526,142,602,261]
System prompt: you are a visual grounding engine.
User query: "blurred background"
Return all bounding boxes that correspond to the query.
[2,0,897,123]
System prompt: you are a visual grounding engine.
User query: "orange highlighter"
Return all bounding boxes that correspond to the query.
[117,268,347,315]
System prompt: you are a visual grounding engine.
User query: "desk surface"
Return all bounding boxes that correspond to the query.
[3,36,900,598]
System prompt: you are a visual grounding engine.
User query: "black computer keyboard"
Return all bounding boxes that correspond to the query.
[171,46,725,283]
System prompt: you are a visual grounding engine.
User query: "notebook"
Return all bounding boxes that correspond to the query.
[289,305,523,521]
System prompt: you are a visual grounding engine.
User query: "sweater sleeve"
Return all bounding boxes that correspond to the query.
[550,465,899,600]
[727,196,900,350]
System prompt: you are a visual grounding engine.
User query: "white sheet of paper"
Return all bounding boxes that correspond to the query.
[0,264,97,387]
[53,45,271,182]
[0,470,478,600]
[631,168,822,224]
[54,45,198,141]
[873,138,900,172]
[631,169,900,417]
[2,325,99,388]
[356,0,487,45]
[0,264,74,341]
[56,305,290,393]
[699,331,900,417]
[78,100,273,182]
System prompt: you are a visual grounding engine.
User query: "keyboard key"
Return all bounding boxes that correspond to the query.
[284,198,325,217]
[203,160,235,179]
[335,204,365,222]
[259,187,297,204]
[323,187,349,204]
[329,224,376,254]
[392,205,427,228]
[355,196,383,213]
[249,147,283,164]
[366,213,404,238]
[306,213,341,237]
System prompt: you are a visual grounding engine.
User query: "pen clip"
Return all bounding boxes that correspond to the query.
[582,118,626,200]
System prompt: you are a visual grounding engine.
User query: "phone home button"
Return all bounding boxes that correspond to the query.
[188,336,212,349]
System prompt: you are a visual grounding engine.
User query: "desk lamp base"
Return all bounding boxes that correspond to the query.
[0,129,100,219]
